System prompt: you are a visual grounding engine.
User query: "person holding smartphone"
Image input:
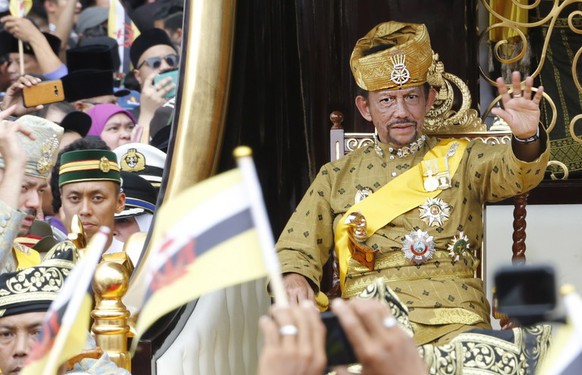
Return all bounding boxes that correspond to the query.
[258,298,427,375]
[129,28,180,144]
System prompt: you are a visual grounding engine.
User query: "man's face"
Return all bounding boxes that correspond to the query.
[7,54,41,85]
[134,45,179,88]
[100,113,135,150]
[113,216,140,243]
[0,312,45,374]
[60,181,125,247]
[355,85,436,147]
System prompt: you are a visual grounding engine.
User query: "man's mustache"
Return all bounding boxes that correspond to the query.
[388,119,418,127]
[23,208,37,218]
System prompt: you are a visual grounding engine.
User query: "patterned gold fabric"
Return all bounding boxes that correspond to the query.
[332,279,552,375]
[277,134,549,345]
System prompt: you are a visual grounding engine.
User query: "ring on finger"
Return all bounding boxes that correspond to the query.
[382,316,397,329]
[279,324,298,336]
[513,92,522,98]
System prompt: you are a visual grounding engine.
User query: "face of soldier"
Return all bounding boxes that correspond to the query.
[60,180,125,249]
[113,216,140,243]
[0,312,45,375]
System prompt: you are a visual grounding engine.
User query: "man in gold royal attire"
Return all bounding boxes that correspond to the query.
[276,21,550,347]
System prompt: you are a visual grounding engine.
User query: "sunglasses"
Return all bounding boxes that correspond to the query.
[137,54,180,69]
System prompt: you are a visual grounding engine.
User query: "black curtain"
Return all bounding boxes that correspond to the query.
[219,0,477,236]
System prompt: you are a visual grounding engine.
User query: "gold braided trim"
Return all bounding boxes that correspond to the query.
[59,159,120,174]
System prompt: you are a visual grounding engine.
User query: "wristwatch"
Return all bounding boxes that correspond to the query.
[513,128,540,144]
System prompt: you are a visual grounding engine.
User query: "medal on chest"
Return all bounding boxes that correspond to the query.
[419,197,451,227]
[447,231,471,261]
[401,229,435,265]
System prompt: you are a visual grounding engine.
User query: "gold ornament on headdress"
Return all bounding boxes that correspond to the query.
[36,134,60,174]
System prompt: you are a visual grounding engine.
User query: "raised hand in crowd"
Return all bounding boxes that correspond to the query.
[0,105,36,210]
[0,75,44,116]
[0,15,64,75]
[258,300,326,375]
[331,298,427,375]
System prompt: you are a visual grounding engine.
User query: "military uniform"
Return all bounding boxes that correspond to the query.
[277,135,549,345]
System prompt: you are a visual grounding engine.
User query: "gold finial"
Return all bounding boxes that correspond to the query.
[561,284,576,296]
[233,146,252,158]
[92,261,131,371]
[67,214,87,250]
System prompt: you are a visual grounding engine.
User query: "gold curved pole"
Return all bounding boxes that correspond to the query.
[124,0,237,310]
[164,0,237,197]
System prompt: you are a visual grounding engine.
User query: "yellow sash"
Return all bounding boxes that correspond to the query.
[13,246,41,270]
[334,138,468,292]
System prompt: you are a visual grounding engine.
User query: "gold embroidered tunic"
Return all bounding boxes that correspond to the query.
[276,135,550,345]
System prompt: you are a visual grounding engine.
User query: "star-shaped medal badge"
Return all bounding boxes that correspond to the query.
[401,229,435,265]
[447,231,471,261]
[419,198,451,227]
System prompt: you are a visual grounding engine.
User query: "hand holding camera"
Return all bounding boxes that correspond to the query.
[0,75,57,116]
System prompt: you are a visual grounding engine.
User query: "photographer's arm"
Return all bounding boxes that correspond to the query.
[0,75,43,115]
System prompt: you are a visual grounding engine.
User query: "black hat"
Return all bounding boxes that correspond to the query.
[0,241,79,317]
[116,171,158,219]
[67,37,121,72]
[0,30,61,56]
[129,28,176,68]
[61,70,129,102]
[60,111,91,137]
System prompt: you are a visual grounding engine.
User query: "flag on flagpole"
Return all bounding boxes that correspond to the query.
[131,152,282,348]
[21,228,111,375]
[8,0,31,17]
[108,0,140,75]
[537,285,582,375]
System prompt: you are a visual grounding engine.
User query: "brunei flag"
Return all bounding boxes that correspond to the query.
[131,163,272,347]
[21,228,110,375]
[108,0,140,73]
[538,286,582,375]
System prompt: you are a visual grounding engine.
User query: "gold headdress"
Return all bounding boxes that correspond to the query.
[350,21,433,91]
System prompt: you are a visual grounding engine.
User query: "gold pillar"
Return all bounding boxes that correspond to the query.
[92,261,131,371]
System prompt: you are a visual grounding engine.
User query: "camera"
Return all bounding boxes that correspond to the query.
[494,265,557,325]
[321,311,357,368]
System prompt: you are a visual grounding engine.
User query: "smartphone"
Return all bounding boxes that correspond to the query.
[153,68,179,99]
[321,311,357,368]
[22,80,65,108]
[494,265,556,325]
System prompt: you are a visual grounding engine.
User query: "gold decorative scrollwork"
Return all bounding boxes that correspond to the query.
[345,136,374,153]
[547,160,570,180]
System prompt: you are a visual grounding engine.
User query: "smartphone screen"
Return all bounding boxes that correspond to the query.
[321,311,357,368]
[153,69,179,99]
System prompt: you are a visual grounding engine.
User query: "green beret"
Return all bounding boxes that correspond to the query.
[58,149,121,187]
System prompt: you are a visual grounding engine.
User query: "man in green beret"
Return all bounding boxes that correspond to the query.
[58,149,126,253]
[276,21,550,346]
[0,110,64,273]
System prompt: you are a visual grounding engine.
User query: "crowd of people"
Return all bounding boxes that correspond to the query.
[0,0,559,373]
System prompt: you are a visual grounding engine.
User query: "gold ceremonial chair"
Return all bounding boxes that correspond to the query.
[323,55,530,326]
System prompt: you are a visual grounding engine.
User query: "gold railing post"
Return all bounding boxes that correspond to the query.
[91,261,131,371]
